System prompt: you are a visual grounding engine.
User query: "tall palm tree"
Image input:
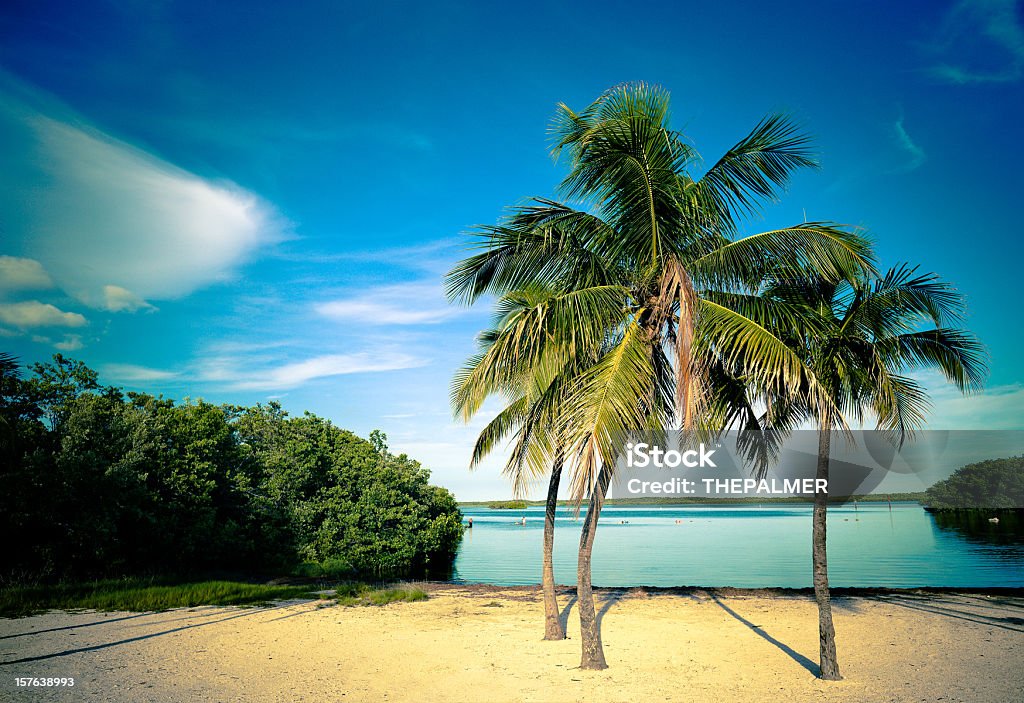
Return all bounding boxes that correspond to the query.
[447,83,875,669]
[757,265,987,679]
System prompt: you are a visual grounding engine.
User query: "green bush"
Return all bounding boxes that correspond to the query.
[0,354,462,585]
[487,500,528,509]
[924,456,1024,510]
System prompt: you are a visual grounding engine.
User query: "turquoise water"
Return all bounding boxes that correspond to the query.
[452,503,1024,588]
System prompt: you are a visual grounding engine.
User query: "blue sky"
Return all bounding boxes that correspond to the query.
[1,0,1022,499]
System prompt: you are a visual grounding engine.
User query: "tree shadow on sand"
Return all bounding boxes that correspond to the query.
[709,593,819,676]
[0,602,300,666]
[0,610,161,640]
[866,594,1024,633]
[596,590,624,630]
[558,592,578,633]
[555,589,622,636]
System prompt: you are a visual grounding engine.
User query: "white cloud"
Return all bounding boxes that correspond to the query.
[0,256,53,292]
[25,114,284,304]
[196,351,429,391]
[0,301,87,328]
[103,363,180,382]
[54,334,84,351]
[0,81,286,310]
[315,283,460,325]
[927,0,1024,84]
[100,285,155,312]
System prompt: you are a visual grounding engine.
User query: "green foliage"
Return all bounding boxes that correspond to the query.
[0,579,317,618]
[0,355,462,585]
[291,558,356,580]
[924,457,1024,510]
[486,500,528,509]
[333,582,428,606]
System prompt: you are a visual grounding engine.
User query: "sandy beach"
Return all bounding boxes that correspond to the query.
[1,585,1021,703]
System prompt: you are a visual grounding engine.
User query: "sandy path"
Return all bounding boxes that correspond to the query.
[1,587,1021,702]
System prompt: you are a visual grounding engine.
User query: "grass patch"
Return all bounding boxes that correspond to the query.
[0,579,318,618]
[291,558,355,580]
[334,583,428,606]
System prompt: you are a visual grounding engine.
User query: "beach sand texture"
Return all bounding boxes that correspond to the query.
[1,586,1021,702]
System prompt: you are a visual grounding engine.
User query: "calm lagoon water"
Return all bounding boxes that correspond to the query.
[452,503,1024,588]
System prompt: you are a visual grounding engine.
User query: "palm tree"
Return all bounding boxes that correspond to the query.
[447,83,875,669]
[757,266,987,679]
[453,291,593,641]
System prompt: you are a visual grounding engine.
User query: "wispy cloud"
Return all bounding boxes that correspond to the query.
[100,285,155,313]
[315,282,462,325]
[0,301,87,328]
[279,238,465,275]
[892,113,927,172]
[926,0,1024,84]
[915,371,1024,429]
[103,363,181,382]
[241,353,425,390]
[104,346,429,392]
[54,334,84,351]
[197,351,429,390]
[0,256,53,293]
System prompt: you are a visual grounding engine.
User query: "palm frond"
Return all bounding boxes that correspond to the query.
[560,321,668,503]
[697,114,818,229]
[877,329,988,393]
[688,223,875,290]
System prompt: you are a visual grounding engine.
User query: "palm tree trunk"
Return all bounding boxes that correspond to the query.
[578,462,612,670]
[814,427,841,680]
[543,453,565,640]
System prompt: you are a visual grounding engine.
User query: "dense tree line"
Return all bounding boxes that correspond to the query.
[924,456,1024,510]
[0,354,462,584]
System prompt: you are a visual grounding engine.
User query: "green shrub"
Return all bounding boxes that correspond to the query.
[924,456,1024,510]
[487,500,528,509]
[0,355,463,584]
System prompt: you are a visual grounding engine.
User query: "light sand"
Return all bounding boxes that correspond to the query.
[1,586,1022,702]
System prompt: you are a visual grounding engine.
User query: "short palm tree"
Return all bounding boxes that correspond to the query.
[453,289,593,640]
[758,265,987,679]
[448,83,875,669]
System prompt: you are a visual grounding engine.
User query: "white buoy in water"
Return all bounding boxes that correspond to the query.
[988,517,1000,524]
